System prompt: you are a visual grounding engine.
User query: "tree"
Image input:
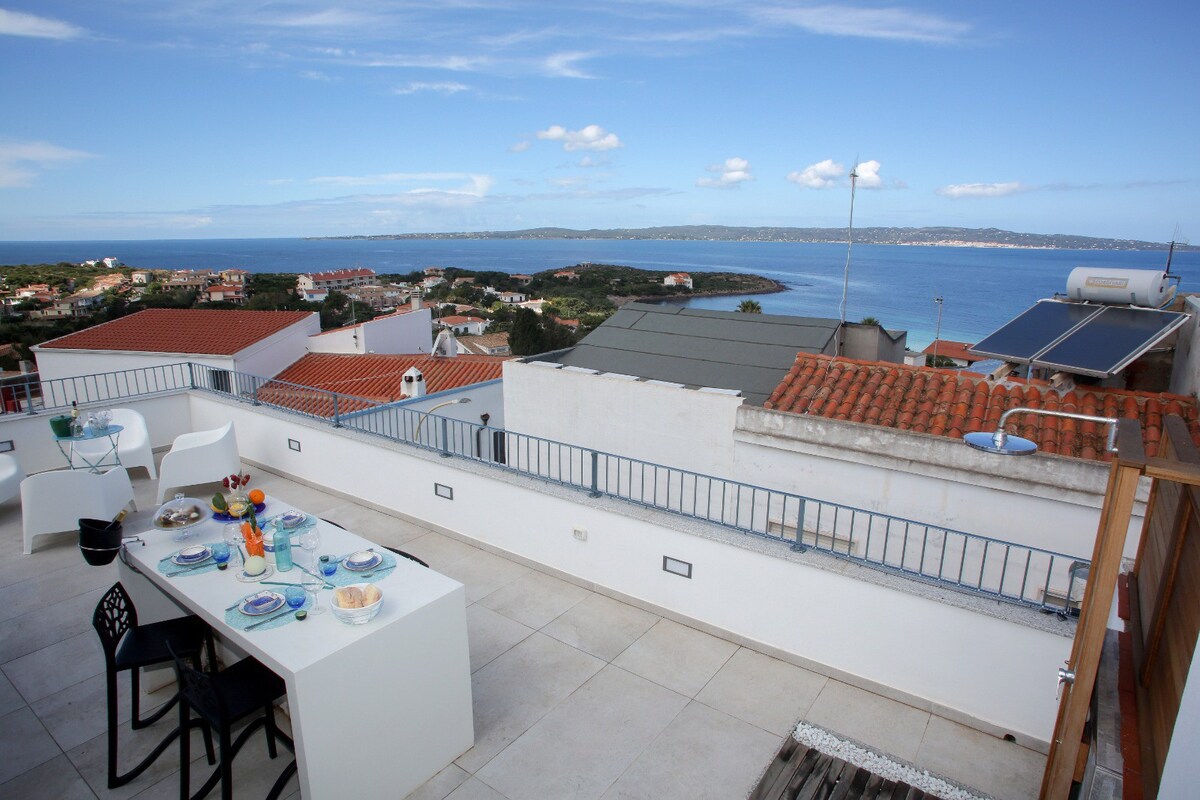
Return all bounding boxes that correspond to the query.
[509,308,544,355]
[736,300,762,313]
[859,316,880,326]
[926,355,957,368]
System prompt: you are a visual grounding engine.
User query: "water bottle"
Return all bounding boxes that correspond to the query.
[274,526,294,572]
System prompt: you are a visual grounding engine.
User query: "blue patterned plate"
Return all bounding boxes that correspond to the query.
[239,591,285,616]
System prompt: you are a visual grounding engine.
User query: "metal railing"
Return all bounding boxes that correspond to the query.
[4,361,1090,612]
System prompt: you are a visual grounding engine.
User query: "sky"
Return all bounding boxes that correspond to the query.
[1,1,1198,242]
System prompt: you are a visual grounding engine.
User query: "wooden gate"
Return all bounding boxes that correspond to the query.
[1041,416,1200,798]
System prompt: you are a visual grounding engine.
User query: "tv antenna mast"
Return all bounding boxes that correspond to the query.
[838,160,860,354]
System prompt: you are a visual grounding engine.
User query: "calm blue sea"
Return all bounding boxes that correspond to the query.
[1,238,1195,349]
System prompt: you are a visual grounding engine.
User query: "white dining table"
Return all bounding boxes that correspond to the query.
[116,497,474,798]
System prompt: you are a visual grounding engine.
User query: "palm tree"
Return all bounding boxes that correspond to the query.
[737,300,762,314]
[859,316,880,326]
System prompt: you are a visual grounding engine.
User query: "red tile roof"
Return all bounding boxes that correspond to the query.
[260,353,506,416]
[304,268,375,282]
[37,309,314,355]
[764,354,1200,462]
[920,340,980,363]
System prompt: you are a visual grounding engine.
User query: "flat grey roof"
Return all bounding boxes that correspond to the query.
[542,302,839,405]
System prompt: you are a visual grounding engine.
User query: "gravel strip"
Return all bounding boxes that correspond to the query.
[792,721,990,800]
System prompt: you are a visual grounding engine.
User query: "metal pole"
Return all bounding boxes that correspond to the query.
[838,164,859,355]
[589,451,601,497]
[933,296,944,365]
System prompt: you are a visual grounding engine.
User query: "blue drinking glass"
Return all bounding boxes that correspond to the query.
[211,542,230,569]
[284,585,306,610]
[320,556,337,578]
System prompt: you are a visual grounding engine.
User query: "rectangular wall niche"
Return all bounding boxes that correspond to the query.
[287,439,302,452]
[435,483,454,500]
[662,556,692,579]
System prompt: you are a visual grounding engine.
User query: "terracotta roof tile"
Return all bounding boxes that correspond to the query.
[37,309,314,355]
[920,339,981,362]
[303,268,375,282]
[764,354,1200,462]
[258,353,507,417]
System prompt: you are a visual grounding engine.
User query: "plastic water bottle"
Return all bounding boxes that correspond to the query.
[274,526,294,572]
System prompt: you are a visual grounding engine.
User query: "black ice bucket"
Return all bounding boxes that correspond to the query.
[79,518,123,566]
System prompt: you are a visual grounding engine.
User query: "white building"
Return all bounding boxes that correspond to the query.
[664,272,693,289]
[307,307,433,355]
[434,315,489,336]
[296,268,376,293]
[498,291,527,305]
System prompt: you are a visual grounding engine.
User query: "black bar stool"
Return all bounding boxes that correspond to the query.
[93,582,217,789]
[167,644,296,800]
[384,545,429,568]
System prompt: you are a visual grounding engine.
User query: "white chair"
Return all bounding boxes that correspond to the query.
[0,453,24,505]
[156,421,240,503]
[70,408,158,478]
[21,467,136,554]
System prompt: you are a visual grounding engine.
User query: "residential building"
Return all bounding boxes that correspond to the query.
[922,339,983,367]
[345,285,406,311]
[511,273,533,285]
[130,269,153,284]
[296,268,376,293]
[220,268,249,285]
[458,332,511,356]
[452,277,476,287]
[517,299,547,314]
[202,284,246,304]
[32,308,317,381]
[498,291,527,305]
[549,316,580,331]
[15,283,54,299]
[422,276,446,289]
[664,271,693,289]
[554,270,579,280]
[307,307,432,355]
[424,267,446,277]
[165,271,210,292]
[435,315,490,336]
[300,288,329,303]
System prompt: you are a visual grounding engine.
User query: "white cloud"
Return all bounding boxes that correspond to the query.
[537,124,623,152]
[937,181,1025,198]
[787,159,845,189]
[508,140,532,153]
[698,156,753,189]
[308,172,492,196]
[542,51,595,78]
[0,8,84,39]
[300,70,337,82]
[854,159,883,188]
[755,5,970,44]
[393,81,470,96]
[0,140,95,188]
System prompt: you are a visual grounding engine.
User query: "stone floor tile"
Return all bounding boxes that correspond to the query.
[602,700,782,800]
[0,560,118,623]
[403,763,470,800]
[804,680,930,762]
[401,532,481,570]
[0,753,96,800]
[31,673,174,753]
[3,631,105,704]
[455,632,604,774]
[476,571,590,630]
[542,592,660,663]
[612,619,737,698]
[441,549,531,605]
[445,777,510,800]
[476,665,689,800]
[465,605,534,674]
[0,671,24,717]
[66,714,214,800]
[0,585,108,664]
[915,715,1044,800]
[0,543,91,589]
[696,648,827,736]
[0,707,61,785]
[317,501,418,546]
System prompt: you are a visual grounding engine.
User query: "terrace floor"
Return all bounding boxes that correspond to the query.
[0,463,1046,800]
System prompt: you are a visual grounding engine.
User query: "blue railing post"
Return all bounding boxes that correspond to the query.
[440,417,451,457]
[187,362,196,389]
[589,451,601,497]
[790,498,808,552]
[332,395,342,427]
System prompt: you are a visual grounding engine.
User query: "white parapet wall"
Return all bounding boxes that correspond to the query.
[190,393,1072,746]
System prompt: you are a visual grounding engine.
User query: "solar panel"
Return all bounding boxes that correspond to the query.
[1034,306,1189,377]
[969,301,1101,362]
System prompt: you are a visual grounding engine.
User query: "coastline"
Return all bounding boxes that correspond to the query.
[616,279,789,306]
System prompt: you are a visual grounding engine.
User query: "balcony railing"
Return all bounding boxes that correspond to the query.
[4,361,1089,613]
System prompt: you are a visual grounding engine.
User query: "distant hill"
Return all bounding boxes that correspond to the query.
[312,225,1192,251]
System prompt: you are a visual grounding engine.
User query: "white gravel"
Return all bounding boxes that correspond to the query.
[792,721,990,800]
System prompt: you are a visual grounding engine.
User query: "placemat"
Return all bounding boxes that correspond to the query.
[312,549,397,588]
[224,591,313,632]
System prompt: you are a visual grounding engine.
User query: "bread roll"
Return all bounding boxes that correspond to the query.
[335,586,364,608]
[360,584,382,606]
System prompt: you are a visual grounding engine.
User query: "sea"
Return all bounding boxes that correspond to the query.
[1,238,1195,349]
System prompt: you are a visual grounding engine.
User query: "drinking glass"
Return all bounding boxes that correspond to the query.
[284,585,306,610]
[223,523,244,569]
[298,528,321,570]
[211,542,230,569]
[302,570,326,615]
[319,555,337,579]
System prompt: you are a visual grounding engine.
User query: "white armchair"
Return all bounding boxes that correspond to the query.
[0,452,24,505]
[156,421,240,503]
[70,408,158,478]
[21,467,136,554]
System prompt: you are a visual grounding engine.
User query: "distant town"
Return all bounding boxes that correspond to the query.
[312,225,1194,252]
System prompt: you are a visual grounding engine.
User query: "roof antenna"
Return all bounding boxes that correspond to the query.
[1165,224,1182,274]
[838,158,859,355]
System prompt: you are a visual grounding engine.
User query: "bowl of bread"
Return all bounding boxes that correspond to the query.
[331,583,383,625]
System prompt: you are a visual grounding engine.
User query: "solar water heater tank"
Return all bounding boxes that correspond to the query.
[1066,267,1174,308]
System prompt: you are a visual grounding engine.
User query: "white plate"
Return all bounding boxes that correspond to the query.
[235,564,275,583]
[171,546,212,566]
[276,510,308,529]
[239,591,285,616]
[343,551,383,571]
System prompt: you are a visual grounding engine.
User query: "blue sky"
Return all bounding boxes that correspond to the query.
[1,1,1197,241]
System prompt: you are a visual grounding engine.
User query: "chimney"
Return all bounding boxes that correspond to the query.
[411,292,422,311]
[401,366,426,399]
[18,360,34,374]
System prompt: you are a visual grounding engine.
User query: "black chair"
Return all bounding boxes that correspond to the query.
[320,519,429,567]
[168,645,295,800]
[93,582,217,789]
